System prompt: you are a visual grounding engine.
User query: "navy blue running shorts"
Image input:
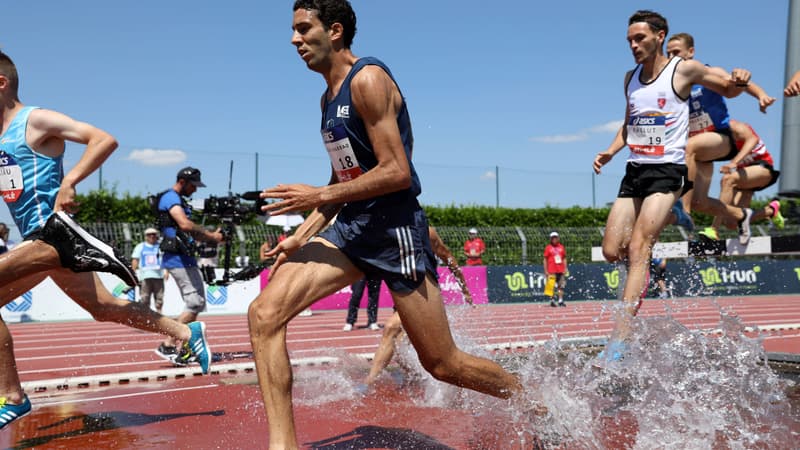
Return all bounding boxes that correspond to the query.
[319,200,438,294]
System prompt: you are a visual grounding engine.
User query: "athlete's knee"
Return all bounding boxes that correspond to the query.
[383,314,403,336]
[419,350,463,383]
[720,173,738,190]
[626,236,652,264]
[601,243,625,263]
[690,195,710,211]
[247,295,287,338]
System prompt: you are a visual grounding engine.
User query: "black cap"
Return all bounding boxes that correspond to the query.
[177,167,206,187]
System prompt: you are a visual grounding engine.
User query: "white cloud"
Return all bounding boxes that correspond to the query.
[588,120,624,134]
[531,119,623,144]
[480,170,496,180]
[531,133,588,143]
[127,148,188,166]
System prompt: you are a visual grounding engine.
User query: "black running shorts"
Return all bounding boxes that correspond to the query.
[617,162,688,198]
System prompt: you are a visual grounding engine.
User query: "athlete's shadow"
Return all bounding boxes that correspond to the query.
[8,409,225,449]
[306,425,454,450]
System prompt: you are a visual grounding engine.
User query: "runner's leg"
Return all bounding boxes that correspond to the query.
[393,275,521,399]
[248,238,363,450]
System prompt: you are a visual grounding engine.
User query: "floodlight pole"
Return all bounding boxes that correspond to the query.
[495,165,499,208]
[779,0,800,197]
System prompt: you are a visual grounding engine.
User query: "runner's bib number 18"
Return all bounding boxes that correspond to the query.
[322,125,363,182]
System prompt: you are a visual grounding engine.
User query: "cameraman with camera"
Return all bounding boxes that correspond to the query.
[154,166,223,365]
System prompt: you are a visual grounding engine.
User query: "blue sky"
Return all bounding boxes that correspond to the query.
[0,1,793,240]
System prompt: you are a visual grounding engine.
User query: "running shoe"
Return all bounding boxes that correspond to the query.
[368,323,380,331]
[41,211,139,287]
[186,321,211,374]
[342,323,353,332]
[298,309,313,317]
[0,395,31,431]
[698,227,720,241]
[155,343,179,362]
[769,200,785,230]
[558,301,566,307]
[671,199,694,232]
[595,341,628,363]
[550,300,557,308]
[737,208,754,245]
[173,345,195,367]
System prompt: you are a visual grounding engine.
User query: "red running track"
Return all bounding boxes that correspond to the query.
[2,295,799,449]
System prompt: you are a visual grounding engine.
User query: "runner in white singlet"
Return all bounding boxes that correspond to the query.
[592,10,751,361]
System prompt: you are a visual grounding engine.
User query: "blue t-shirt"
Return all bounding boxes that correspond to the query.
[158,189,197,269]
[131,242,164,279]
[688,85,730,135]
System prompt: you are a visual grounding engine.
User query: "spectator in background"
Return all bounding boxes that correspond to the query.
[131,228,168,313]
[279,225,291,242]
[463,227,486,266]
[343,278,381,331]
[650,257,668,299]
[0,223,11,254]
[543,231,568,307]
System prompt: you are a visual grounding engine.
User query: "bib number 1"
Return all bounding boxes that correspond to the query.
[0,151,24,203]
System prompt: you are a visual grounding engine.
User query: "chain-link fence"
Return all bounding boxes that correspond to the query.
[89,221,800,266]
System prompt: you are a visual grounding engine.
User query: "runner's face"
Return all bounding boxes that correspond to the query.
[627,22,662,64]
[666,40,693,59]
[291,9,333,72]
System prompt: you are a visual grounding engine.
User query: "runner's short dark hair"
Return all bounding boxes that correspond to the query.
[293,0,357,49]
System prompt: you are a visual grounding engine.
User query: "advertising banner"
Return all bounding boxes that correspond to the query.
[260,266,486,310]
[487,260,800,303]
[0,269,262,323]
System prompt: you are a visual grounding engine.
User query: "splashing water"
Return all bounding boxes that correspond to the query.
[290,306,797,449]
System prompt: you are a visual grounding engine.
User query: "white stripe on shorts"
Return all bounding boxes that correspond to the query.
[395,226,417,281]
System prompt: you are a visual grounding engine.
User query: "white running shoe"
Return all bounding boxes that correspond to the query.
[737,208,754,245]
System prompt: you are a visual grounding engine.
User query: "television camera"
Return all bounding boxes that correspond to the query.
[201,191,268,286]
[203,191,266,225]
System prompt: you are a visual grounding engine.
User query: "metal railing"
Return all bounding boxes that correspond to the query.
[90,222,799,265]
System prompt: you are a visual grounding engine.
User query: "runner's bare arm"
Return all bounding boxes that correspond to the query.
[706,66,774,112]
[268,170,342,245]
[786,70,800,97]
[26,109,117,214]
[680,61,749,99]
[720,120,758,174]
[261,65,411,215]
[429,226,473,305]
[168,206,224,243]
[594,71,633,175]
[263,171,342,275]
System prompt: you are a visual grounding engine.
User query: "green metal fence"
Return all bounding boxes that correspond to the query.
[91,222,799,266]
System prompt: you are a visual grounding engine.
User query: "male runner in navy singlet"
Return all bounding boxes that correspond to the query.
[247,1,524,448]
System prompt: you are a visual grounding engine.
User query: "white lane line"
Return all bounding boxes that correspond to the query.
[34,383,219,406]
